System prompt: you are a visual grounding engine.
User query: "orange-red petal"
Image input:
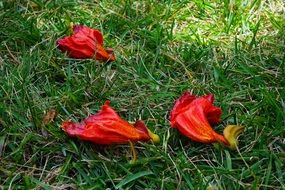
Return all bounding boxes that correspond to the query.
[56,25,115,61]
[62,101,154,144]
[170,92,228,145]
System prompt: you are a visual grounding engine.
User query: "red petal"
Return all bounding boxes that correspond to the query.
[56,25,115,61]
[84,100,120,123]
[61,101,151,144]
[202,94,222,124]
[133,120,148,134]
[205,105,222,124]
[56,34,96,58]
[170,91,196,128]
[62,121,85,137]
[94,44,116,61]
[170,92,227,145]
[73,25,104,45]
[203,94,214,103]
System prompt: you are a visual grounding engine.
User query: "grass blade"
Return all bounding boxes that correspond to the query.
[115,171,153,189]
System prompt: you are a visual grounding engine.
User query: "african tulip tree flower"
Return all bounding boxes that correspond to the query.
[62,101,159,144]
[56,25,115,61]
[170,91,244,149]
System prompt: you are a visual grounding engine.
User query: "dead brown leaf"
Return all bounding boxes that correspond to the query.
[42,109,57,126]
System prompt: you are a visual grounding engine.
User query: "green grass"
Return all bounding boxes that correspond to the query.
[1,0,284,189]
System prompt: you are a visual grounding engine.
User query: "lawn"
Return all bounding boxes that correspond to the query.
[0,0,284,189]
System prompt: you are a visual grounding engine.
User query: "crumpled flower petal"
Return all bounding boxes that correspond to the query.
[56,25,115,61]
[170,91,243,149]
[223,125,244,149]
[62,101,159,144]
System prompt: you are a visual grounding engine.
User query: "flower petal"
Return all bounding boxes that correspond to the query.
[56,35,96,58]
[56,25,115,61]
[61,101,158,144]
[223,125,244,149]
[174,97,227,144]
[94,44,116,61]
[73,25,103,45]
[170,91,196,127]
[170,92,228,145]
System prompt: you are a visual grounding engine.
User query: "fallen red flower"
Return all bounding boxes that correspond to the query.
[170,91,244,149]
[56,25,115,61]
[62,101,159,145]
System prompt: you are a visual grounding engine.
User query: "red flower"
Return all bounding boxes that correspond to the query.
[56,25,115,61]
[170,91,243,149]
[62,101,159,144]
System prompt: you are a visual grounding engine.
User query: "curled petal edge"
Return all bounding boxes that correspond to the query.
[223,125,244,150]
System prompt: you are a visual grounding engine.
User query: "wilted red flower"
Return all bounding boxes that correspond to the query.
[56,25,115,61]
[62,101,159,144]
[170,91,244,149]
